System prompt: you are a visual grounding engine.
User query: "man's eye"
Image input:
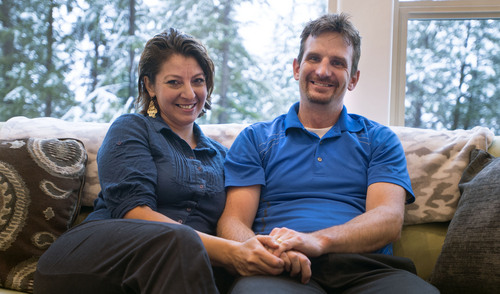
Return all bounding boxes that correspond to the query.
[308,56,320,62]
[332,60,346,68]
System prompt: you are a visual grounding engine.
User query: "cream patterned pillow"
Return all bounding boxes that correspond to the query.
[391,126,494,225]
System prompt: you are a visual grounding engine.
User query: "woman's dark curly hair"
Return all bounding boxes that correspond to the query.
[136,28,215,117]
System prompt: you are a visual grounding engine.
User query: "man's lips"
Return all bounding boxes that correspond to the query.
[311,80,337,87]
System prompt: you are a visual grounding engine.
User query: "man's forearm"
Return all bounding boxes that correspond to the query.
[217,217,256,242]
[313,204,403,255]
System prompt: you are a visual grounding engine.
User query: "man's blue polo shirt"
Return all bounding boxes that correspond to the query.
[224,103,414,254]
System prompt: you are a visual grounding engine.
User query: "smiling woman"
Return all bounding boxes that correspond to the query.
[33,27,289,294]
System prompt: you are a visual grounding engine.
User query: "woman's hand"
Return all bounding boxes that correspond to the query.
[225,235,285,276]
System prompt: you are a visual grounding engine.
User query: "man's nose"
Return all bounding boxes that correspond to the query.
[315,59,331,77]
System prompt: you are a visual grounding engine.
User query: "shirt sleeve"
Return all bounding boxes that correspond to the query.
[367,126,415,204]
[224,126,267,188]
[97,114,158,218]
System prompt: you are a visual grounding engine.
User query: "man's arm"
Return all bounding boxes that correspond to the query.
[217,185,261,242]
[270,182,406,257]
[217,185,312,284]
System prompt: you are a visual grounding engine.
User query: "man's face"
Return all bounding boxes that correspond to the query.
[293,32,359,107]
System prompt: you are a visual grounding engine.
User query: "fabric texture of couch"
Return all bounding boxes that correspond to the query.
[0,116,499,293]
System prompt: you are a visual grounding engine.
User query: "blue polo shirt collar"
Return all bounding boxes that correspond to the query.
[284,102,364,137]
[149,115,217,155]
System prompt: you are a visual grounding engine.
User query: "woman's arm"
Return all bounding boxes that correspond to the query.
[124,205,285,276]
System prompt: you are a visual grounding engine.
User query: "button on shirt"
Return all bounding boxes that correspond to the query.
[224,102,414,254]
[87,114,227,235]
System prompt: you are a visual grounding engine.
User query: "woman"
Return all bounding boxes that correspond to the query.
[34,28,285,294]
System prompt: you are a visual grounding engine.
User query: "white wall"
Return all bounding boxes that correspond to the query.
[329,0,395,125]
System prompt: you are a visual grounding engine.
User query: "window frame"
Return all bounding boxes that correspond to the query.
[390,0,500,126]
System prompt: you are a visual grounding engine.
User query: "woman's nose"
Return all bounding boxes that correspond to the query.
[181,84,196,99]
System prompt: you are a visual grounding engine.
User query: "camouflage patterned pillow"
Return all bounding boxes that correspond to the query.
[391,126,494,225]
[0,138,86,293]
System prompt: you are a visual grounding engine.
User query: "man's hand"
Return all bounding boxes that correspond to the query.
[270,227,324,257]
[278,250,311,284]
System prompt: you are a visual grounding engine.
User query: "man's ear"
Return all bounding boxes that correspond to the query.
[144,76,156,97]
[292,58,300,81]
[348,70,360,91]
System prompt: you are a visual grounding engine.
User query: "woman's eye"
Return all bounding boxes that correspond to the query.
[167,80,181,86]
[193,78,206,85]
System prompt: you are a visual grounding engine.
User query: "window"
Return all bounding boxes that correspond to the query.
[392,0,500,134]
[0,0,326,124]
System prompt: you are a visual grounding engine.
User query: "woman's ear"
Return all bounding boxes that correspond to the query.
[144,76,156,97]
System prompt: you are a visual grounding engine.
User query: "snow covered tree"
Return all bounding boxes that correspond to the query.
[405,19,500,134]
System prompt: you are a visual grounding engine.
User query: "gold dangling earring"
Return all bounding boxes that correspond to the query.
[147,100,157,118]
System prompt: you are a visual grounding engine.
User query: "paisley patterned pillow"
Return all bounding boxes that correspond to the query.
[0,117,108,207]
[391,126,494,225]
[0,138,87,293]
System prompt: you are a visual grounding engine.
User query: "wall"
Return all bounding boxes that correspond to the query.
[329,0,395,125]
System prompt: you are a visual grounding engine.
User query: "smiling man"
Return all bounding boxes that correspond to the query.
[217,13,439,294]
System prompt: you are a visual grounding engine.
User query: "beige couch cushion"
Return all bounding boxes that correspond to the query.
[1,117,495,226]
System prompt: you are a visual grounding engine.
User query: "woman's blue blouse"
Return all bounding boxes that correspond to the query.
[86,113,227,235]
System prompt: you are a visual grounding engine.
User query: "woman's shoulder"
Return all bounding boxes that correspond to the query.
[112,113,148,125]
[206,136,228,153]
[104,113,153,139]
[196,125,228,155]
[109,113,152,130]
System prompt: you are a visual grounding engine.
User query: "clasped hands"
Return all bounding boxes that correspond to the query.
[234,227,322,284]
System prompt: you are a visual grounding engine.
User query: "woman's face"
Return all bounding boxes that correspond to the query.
[145,54,207,131]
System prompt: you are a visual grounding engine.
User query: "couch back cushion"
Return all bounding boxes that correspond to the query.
[0,117,495,225]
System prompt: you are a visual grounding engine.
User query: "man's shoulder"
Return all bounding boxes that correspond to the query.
[244,114,287,136]
[347,113,394,135]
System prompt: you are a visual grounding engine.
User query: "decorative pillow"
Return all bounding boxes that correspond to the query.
[391,126,494,225]
[0,117,109,206]
[0,138,87,293]
[429,149,500,293]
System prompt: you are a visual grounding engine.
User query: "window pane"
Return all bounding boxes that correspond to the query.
[0,0,326,123]
[405,18,500,134]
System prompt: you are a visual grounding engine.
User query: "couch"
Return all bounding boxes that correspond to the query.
[0,117,499,294]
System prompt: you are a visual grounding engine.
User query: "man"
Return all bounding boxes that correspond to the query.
[217,13,439,293]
